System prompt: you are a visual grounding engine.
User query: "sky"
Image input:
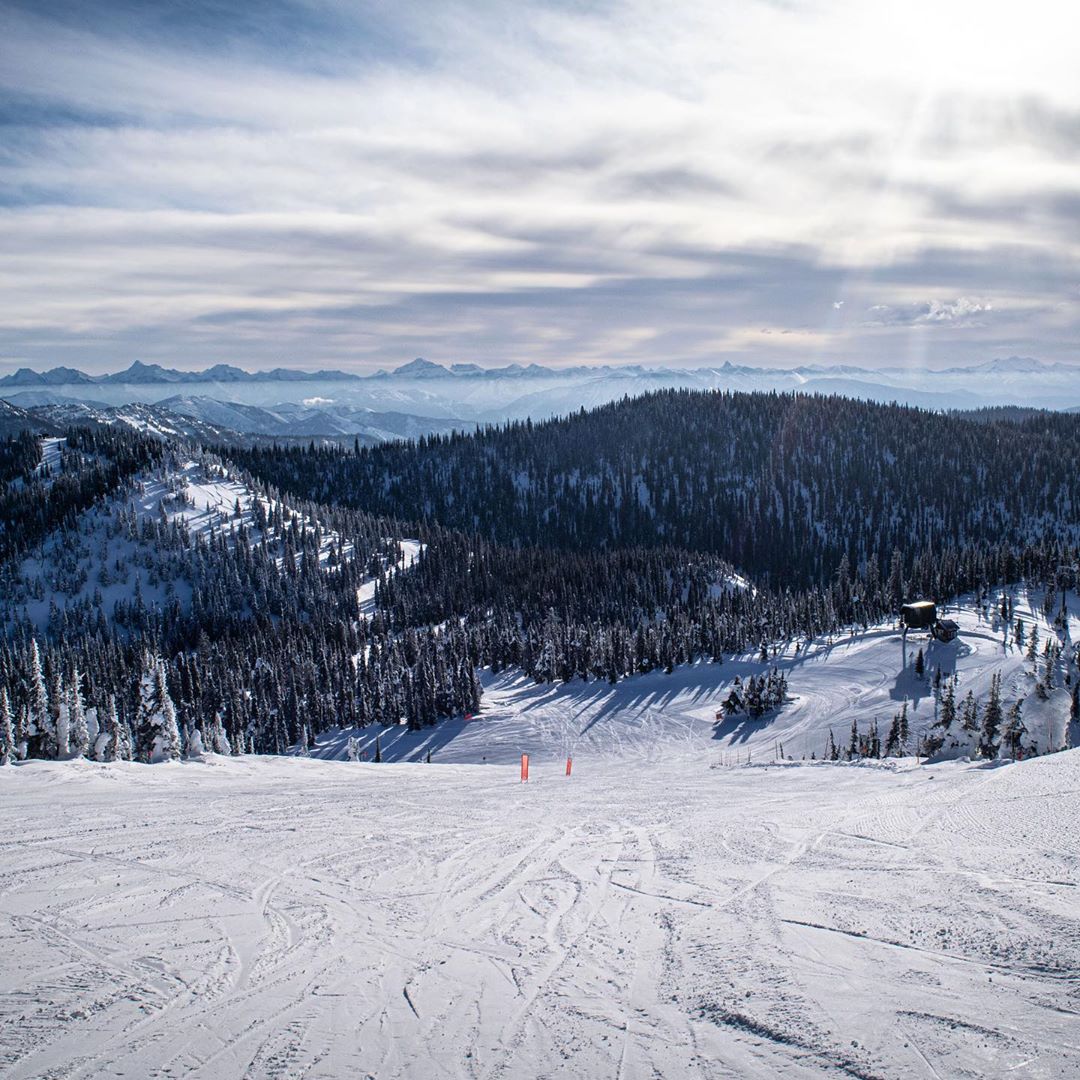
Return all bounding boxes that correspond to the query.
[1,0,1079,374]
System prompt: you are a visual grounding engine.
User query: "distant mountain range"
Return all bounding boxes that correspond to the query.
[6,397,477,447]
[3,355,1080,427]
[4,354,1078,388]
[0,360,364,387]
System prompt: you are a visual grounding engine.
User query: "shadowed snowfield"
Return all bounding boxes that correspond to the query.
[2,595,1079,1078]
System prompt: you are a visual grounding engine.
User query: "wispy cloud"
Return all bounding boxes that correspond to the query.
[1,0,1079,371]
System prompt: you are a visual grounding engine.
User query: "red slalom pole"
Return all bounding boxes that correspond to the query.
[521,753,529,782]
[565,757,573,777]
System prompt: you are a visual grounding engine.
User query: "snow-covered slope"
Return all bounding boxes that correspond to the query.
[1,447,370,632]
[158,395,477,441]
[0,399,62,437]
[22,400,247,443]
[310,589,1079,766]
[2,741,1079,1078]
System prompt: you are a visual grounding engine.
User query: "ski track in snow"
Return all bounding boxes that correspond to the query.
[2,748,1080,1079]
[2,594,1079,1078]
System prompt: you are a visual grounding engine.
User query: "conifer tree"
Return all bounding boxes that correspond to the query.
[897,702,909,755]
[979,673,1003,758]
[27,639,52,759]
[208,712,231,755]
[99,696,122,762]
[135,653,182,762]
[0,688,12,766]
[868,719,881,759]
[884,713,901,757]
[961,690,979,736]
[1002,699,1026,759]
[940,677,957,730]
[67,670,89,759]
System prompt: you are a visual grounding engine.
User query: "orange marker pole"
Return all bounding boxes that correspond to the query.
[521,753,529,782]
[565,757,572,777]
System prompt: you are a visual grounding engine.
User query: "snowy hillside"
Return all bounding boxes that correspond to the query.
[309,588,1080,766]
[1,442,407,635]
[2,741,1079,1078]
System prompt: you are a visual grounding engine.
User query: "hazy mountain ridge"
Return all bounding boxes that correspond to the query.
[3,354,1075,388]
[3,355,1080,430]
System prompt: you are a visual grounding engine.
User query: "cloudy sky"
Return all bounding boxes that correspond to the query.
[1,0,1078,373]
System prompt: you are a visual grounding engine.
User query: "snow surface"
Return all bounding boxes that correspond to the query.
[2,747,1079,1078]
[315,591,1080,766]
[2,591,1080,1077]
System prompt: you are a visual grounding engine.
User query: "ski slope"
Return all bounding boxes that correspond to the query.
[2,591,1078,1078]
[2,748,1079,1079]
[316,591,1080,766]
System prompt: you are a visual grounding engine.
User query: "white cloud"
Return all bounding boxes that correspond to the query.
[0,0,1078,370]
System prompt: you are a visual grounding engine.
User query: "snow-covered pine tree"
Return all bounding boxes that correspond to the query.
[0,687,13,765]
[118,705,134,762]
[54,669,70,760]
[27,639,52,759]
[154,659,182,762]
[135,653,182,763]
[98,695,122,762]
[186,719,205,758]
[67,669,89,759]
[96,695,115,764]
[208,711,231,755]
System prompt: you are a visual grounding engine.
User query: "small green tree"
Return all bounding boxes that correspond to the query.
[979,673,1003,757]
[1002,699,1026,758]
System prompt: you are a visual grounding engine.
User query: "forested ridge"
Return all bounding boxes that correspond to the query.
[231,390,1080,587]
[1,390,1077,763]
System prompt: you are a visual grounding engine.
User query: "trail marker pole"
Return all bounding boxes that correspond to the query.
[565,757,572,777]
[521,754,529,782]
